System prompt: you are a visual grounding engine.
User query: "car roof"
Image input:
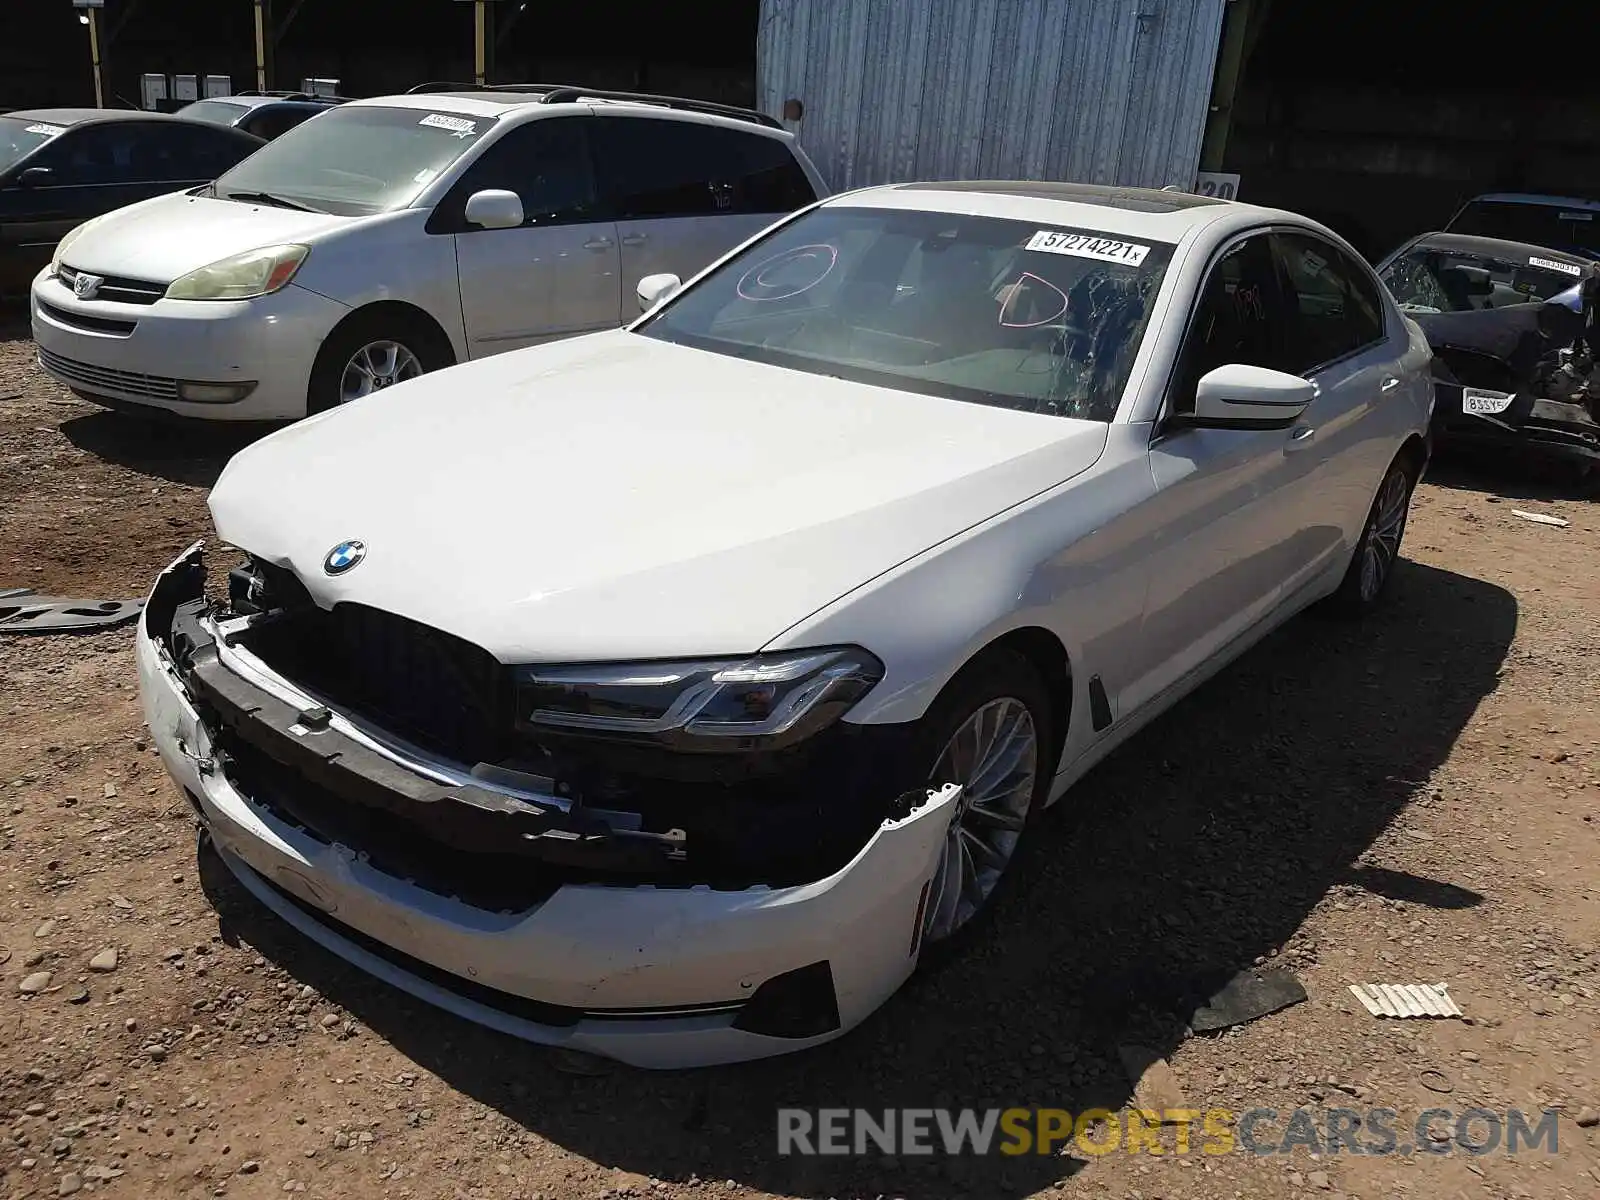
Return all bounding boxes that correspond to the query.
[5,107,251,130]
[1398,231,1594,268]
[823,180,1288,243]
[1462,192,1600,212]
[345,90,794,139]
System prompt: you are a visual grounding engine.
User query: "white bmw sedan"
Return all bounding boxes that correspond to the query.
[136,182,1433,1068]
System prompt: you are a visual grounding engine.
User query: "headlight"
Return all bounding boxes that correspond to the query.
[167,244,309,301]
[515,647,883,751]
[50,216,103,274]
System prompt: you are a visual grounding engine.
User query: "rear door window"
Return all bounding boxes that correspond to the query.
[590,116,816,220]
[145,125,258,180]
[1272,232,1386,373]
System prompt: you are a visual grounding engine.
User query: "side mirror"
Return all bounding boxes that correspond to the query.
[17,166,53,188]
[636,272,682,313]
[463,188,524,230]
[1189,363,1315,430]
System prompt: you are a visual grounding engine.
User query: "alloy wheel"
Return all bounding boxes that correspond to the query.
[339,339,424,404]
[1359,467,1411,601]
[922,697,1039,944]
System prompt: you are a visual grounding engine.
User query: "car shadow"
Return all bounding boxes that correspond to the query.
[59,410,271,488]
[197,558,1516,1199]
[1423,450,1597,503]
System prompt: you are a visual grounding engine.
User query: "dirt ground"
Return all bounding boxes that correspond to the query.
[1,313,1597,1200]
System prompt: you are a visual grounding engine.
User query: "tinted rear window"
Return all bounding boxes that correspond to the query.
[1448,200,1600,258]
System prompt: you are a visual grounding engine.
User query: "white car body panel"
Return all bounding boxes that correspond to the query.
[135,184,1434,1067]
[209,331,1111,661]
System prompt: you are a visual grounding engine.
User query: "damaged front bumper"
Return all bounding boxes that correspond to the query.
[136,543,960,1069]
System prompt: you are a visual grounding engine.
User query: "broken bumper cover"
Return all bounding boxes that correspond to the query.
[135,544,958,1069]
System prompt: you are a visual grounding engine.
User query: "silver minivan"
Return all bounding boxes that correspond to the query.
[31,86,827,421]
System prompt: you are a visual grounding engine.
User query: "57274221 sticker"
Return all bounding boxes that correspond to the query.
[1026,229,1151,266]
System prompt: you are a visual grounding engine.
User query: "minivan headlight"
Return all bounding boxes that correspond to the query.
[167,244,310,301]
[515,648,884,751]
[50,216,104,274]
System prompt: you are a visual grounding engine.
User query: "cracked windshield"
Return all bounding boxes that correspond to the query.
[638,206,1175,421]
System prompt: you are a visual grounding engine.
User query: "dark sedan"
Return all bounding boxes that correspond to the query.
[0,108,263,294]
[175,91,345,141]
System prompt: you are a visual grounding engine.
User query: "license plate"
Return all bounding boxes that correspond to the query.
[1462,388,1513,416]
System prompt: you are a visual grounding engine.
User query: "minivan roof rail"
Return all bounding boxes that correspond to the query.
[403,80,782,129]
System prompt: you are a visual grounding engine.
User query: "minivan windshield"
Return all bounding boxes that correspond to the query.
[0,115,67,175]
[1381,242,1586,314]
[637,206,1174,422]
[210,104,498,216]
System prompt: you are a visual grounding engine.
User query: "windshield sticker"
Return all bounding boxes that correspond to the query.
[736,244,838,301]
[997,273,1069,328]
[1026,230,1150,266]
[23,123,67,137]
[1530,255,1583,277]
[418,113,478,137]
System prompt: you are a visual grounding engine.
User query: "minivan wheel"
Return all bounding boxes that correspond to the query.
[306,310,452,416]
[916,649,1053,956]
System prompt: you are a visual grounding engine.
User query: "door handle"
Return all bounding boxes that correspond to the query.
[583,236,614,251]
[1286,424,1316,450]
[1380,376,1401,393]
[620,232,648,247]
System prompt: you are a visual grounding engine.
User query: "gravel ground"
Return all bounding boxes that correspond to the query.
[1,314,1597,1200]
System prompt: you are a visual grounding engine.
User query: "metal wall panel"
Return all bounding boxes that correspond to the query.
[758,0,1227,193]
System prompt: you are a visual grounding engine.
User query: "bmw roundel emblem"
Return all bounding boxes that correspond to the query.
[322,540,366,576]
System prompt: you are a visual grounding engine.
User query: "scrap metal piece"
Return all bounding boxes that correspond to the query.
[1348,982,1463,1018]
[1511,509,1570,527]
[1189,966,1308,1033]
[0,589,145,634]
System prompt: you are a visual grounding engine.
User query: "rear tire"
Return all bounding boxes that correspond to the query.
[306,309,453,417]
[1322,453,1418,618]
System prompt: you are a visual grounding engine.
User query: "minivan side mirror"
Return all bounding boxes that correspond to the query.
[636,272,682,312]
[463,188,524,230]
[17,166,53,188]
[1188,363,1315,430]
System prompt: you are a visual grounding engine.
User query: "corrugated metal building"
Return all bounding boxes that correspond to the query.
[757,0,1226,193]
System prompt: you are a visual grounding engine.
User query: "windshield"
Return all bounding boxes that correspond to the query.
[1446,200,1600,259]
[210,105,497,216]
[1381,243,1586,313]
[0,115,68,175]
[636,206,1174,422]
[176,100,250,126]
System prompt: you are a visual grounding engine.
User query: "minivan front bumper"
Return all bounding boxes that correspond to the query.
[31,267,348,421]
[136,544,958,1069]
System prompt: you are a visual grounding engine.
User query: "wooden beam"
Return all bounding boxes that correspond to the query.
[253,0,274,90]
[88,7,105,108]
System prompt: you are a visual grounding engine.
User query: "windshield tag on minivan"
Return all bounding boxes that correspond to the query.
[419,113,477,136]
[1530,256,1583,277]
[1026,230,1150,266]
[24,123,67,137]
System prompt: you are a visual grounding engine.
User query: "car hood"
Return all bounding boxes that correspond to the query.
[60,191,350,283]
[209,332,1108,661]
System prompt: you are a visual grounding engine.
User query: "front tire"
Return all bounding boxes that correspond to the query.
[914,648,1054,959]
[1324,454,1417,617]
[306,310,452,416]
